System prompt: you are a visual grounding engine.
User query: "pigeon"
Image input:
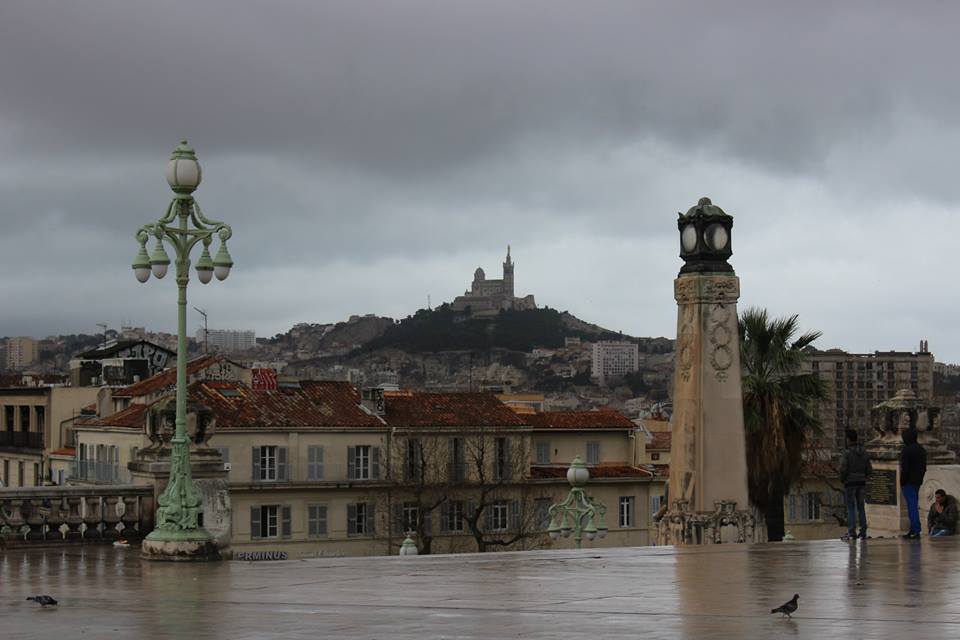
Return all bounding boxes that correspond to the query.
[771,594,799,618]
[26,595,57,608]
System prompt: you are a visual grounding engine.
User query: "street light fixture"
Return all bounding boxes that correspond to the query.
[547,456,608,549]
[134,140,232,559]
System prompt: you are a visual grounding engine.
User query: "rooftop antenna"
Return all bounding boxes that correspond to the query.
[194,307,208,354]
[96,323,108,348]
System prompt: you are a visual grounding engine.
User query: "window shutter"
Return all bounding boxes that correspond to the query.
[317,506,327,535]
[308,505,317,536]
[371,447,380,479]
[278,447,289,481]
[366,503,375,535]
[788,495,797,523]
[447,438,456,481]
[250,506,261,539]
[281,505,292,537]
[252,447,261,482]
[392,503,403,535]
[503,439,512,480]
[510,500,521,530]
[347,447,356,480]
[316,446,324,479]
[347,503,357,536]
[423,508,432,535]
[308,447,317,480]
[485,506,494,531]
[439,502,449,534]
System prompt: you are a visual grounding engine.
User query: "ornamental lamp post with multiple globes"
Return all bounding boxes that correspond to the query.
[677,196,734,275]
[134,141,233,560]
[546,456,608,549]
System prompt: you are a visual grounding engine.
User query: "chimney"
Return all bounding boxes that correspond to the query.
[361,387,386,416]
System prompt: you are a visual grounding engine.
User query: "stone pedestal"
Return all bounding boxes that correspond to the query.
[864,461,906,538]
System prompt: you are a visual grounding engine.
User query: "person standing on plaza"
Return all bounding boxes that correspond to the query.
[840,429,872,540]
[900,428,927,539]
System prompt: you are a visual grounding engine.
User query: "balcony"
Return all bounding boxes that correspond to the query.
[0,431,44,449]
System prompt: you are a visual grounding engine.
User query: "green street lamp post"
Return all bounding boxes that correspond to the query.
[134,141,233,560]
[546,456,608,549]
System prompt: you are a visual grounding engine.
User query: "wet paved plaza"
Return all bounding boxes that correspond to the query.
[3,538,960,639]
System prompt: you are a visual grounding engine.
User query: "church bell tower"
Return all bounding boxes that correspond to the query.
[502,245,515,298]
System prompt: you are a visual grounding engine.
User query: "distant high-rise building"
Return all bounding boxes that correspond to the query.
[6,337,38,370]
[802,346,935,451]
[197,329,256,353]
[591,341,639,384]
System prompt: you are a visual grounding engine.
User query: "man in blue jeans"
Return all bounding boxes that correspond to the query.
[840,429,872,540]
[900,428,927,539]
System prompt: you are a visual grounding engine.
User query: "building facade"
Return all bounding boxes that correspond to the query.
[802,348,935,450]
[5,337,38,371]
[591,341,640,384]
[198,329,257,353]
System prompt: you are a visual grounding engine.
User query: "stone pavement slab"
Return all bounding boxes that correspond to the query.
[3,537,960,639]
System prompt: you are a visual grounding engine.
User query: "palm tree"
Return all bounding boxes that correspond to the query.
[738,307,828,541]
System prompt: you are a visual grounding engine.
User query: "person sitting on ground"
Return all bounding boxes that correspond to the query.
[927,489,958,537]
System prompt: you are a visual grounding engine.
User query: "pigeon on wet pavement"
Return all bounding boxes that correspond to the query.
[771,594,799,618]
[26,595,57,608]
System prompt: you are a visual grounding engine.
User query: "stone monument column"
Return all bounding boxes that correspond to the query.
[659,197,755,545]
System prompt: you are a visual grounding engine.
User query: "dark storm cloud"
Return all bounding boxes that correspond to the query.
[0,1,958,360]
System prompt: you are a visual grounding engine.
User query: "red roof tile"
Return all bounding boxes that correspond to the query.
[193,380,382,429]
[525,410,636,430]
[383,392,527,428]
[649,432,672,450]
[530,464,653,479]
[651,464,670,477]
[112,354,225,398]
[80,403,150,429]
[50,447,76,457]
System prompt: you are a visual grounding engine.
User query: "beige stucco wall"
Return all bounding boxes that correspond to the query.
[532,431,634,466]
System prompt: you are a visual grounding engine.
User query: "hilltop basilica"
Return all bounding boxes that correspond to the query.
[450,246,537,318]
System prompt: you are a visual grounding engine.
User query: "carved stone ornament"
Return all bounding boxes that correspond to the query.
[656,500,756,546]
[708,304,734,382]
[674,275,740,306]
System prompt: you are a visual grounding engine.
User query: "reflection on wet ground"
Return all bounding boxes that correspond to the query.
[3,538,960,639]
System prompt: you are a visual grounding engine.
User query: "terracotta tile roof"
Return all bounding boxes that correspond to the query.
[112,354,224,398]
[649,432,672,450]
[524,410,636,430]
[530,464,653,479]
[80,403,150,429]
[383,392,527,428]
[50,447,76,457]
[192,380,382,429]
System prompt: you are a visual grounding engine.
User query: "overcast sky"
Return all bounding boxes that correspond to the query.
[1,1,958,361]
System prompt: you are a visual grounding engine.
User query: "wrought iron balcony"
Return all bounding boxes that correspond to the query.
[0,431,44,449]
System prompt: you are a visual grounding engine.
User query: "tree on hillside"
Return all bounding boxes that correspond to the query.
[739,308,828,542]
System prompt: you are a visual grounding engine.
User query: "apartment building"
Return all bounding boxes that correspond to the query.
[5,337,38,371]
[802,348,934,450]
[591,341,639,384]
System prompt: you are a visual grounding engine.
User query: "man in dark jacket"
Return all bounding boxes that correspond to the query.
[900,428,927,538]
[928,489,958,536]
[840,429,872,540]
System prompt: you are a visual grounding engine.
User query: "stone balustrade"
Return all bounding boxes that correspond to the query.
[0,485,153,546]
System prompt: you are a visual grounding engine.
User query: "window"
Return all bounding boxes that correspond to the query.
[534,498,552,530]
[307,505,328,537]
[787,493,823,522]
[18,461,24,487]
[650,452,660,461]
[404,439,421,481]
[650,495,662,520]
[4,406,13,431]
[35,406,44,432]
[252,446,288,482]
[619,496,635,528]
[442,500,466,533]
[348,446,379,480]
[307,446,324,480]
[20,406,30,431]
[403,503,419,534]
[488,502,510,531]
[586,442,600,465]
[494,437,510,481]
[535,441,550,465]
[448,437,465,482]
[215,447,229,463]
[250,505,290,539]
[3,459,8,485]
[348,502,374,536]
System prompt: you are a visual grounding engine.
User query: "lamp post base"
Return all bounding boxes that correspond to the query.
[141,528,220,562]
